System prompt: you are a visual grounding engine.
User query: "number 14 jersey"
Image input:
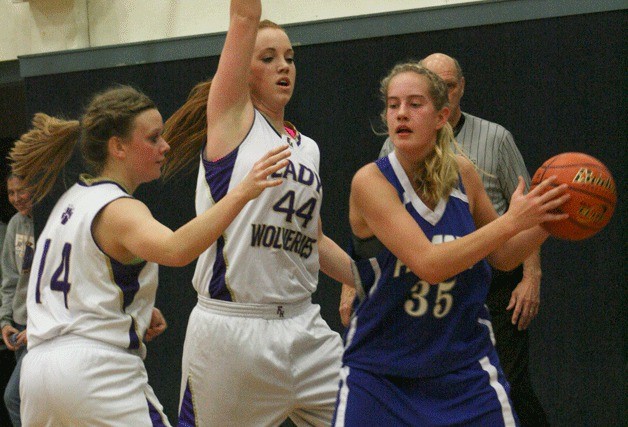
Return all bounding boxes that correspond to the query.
[26,177,158,358]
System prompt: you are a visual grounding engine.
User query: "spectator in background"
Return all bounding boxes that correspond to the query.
[0,172,34,427]
[0,208,16,426]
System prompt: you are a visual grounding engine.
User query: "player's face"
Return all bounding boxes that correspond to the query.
[424,60,464,123]
[7,176,32,216]
[125,109,169,185]
[249,28,296,112]
[386,72,449,161]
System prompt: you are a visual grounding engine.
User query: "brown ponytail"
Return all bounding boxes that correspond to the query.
[10,85,156,203]
[161,79,212,180]
[9,113,80,204]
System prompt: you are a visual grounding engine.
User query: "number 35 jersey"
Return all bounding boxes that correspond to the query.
[343,152,494,378]
[26,177,158,358]
[193,109,322,304]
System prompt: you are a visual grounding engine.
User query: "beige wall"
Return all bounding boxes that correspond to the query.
[0,0,482,61]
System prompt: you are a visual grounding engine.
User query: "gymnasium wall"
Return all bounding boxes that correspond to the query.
[0,0,477,62]
[17,3,626,426]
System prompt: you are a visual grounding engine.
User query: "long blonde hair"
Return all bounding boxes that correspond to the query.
[380,62,460,205]
[9,85,156,204]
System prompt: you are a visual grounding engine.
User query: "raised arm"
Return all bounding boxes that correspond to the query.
[205,0,261,160]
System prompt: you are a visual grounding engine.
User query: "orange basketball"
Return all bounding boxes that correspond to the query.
[530,152,616,240]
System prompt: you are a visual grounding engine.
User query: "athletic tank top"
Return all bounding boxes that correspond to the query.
[27,176,158,358]
[343,152,494,378]
[192,109,322,303]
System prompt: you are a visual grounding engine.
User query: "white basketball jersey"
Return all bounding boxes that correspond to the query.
[193,110,322,303]
[27,177,159,358]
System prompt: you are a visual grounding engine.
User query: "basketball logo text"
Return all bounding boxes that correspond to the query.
[573,168,616,194]
[576,203,608,225]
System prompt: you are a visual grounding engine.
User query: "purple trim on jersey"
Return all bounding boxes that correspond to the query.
[201,146,238,203]
[126,322,139,350]
[208,235,232,301]
[109,259,145,308]
[34,239,51,303]
[200,137,245,301]
[109,258,146,349]
[146,399,168,426]
[178,379,196,427]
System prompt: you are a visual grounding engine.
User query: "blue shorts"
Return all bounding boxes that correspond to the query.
[333,349,519,427]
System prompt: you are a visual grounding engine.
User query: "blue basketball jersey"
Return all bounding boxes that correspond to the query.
[343,152,494,378]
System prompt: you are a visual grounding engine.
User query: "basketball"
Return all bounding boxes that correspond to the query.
[530,152,616,240]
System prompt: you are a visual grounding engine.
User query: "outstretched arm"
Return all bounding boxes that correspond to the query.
[350,161,568,285]
[460,156,565,271]
[96,146,290,267]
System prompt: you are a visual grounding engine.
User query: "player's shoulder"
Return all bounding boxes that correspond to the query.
[352,162,383,190]
[291,129,321,165]
[294,130,319,150]
[299,133,318,147]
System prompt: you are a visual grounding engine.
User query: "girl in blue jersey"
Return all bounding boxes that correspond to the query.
[332,63,569,426]
[9,87,289,427]
[161,0,355,425]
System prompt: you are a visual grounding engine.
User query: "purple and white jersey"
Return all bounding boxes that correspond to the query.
[26,176,158,358]
[193,109,322,303]
[343,152,494,378]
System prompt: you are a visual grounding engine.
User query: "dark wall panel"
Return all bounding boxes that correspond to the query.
[24,10,625,425]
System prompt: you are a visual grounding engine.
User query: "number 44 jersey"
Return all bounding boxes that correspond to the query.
[193,109,322,304]
[26,177,158,358]
[343,152,495,378]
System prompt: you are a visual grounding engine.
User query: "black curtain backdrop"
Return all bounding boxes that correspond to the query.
[23,10,625,426]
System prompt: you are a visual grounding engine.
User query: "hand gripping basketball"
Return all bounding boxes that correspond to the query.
[530,152,616,240]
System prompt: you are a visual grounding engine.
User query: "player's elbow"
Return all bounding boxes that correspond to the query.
[157,247,196,268]
[408,262,447,285]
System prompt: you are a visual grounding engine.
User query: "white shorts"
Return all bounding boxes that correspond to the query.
[178,296,343,427]
[20,335,171,427]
